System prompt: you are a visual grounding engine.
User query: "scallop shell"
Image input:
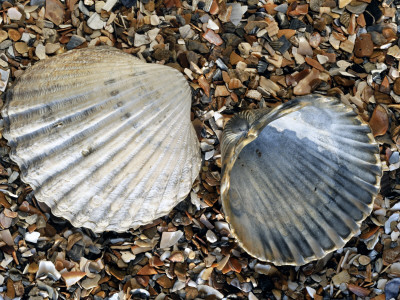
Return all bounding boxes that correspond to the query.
[221,95,381,266]
[2,47,201,233]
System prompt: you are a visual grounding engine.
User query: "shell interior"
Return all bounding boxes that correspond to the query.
[2,47,201,233]
[221,95,381,266]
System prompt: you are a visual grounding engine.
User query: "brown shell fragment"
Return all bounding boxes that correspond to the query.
[369,105,389,137]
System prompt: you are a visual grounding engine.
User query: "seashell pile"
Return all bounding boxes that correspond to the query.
[2,47,201,233]
[221,95,382,266]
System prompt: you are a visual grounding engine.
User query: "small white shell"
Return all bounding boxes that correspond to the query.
[221,95,382,266]
[2,47,201,233]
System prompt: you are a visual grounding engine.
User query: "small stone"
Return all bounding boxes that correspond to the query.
[137,265,158,275]
[354,34,374,58]
[45,43,61,54]
[215,85,230,97]
[339,0,352,8]
[150,15,159,25]
[277,29,296,39]
[45,0,65,25]
[95,1,105,12]
[0,31,8,43]
[332,270,351,286]
[186,40,209,54]
[306,286,316,298]
[179,25,195,39]
[228,78,243,89]
[102,0,118,11]
[67,243,84,261]
[66,35,86,50]
[8,29,21,42]
[202,29,223,46]
[297,36,313,56]
[153,49,171,61]
[169,251,185,262]
[7,7,22,20]
[305,57,324,71]
[246,90,262,101]
[160,231,183,248]
[358,255,371,265]
[317,55,329,64]
[309,32,321,48]
[347,284,370,297]
[36,261,61,280]
[339,40,354,53]
[369,105,388,137]
[206,230,218,243]
[156,275,174,288]
[121,0,136,8]
[385,278,400,300]
[293,68,321,95]
[35,44,47,60]
[393,78,400,95]
[230,51,244,65]
[238,43,251,57]
[25,231,40,243]
[62,271,86,287]
[134,33,150,47]
[15,42,29,54]
[81,274,101,289]
[198,75,210,96]
[87,13,105,30]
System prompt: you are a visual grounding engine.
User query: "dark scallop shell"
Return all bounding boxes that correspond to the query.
[221,95,381,266]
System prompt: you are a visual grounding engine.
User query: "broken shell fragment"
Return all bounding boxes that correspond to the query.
[2,47,201,233]
[221,95,381,266]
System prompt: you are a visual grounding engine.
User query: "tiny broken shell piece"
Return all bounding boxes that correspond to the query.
[62,271,87,287]
[221,95,381,266]
[36,261,61,280]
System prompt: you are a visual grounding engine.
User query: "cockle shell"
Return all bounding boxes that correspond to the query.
[2,47,201,233]
[221,95,381,266]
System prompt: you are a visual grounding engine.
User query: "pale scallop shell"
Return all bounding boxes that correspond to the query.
[221,95,381,266]
[2,47,201,233]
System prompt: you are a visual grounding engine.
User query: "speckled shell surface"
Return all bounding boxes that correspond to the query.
[221,95,381,266]
[2,47,201,233]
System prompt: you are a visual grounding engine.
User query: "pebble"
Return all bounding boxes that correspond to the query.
[0,31,7,43]
[385,278,400,299]
[297,36,313,56]
[203,29,223,46]
[66,35,86,50]
[354,34,374,57]
[15,42,29,54]
[332,270,350,286]
[35,44,47,60]
[179,25,195,39]
[95,1,105,12]
[186,40,209,54]
[8,29,21,42]
[102,0,118,11]
[45,0,65,25]
[45,43,61,54]
[393,78,400,95]
[358,255,371,265]
[87,13,105,30]
[8,8,22,20]
[134,33,150,47]
[153,49,171,61]
[160,230,183,248]
[36,261,61,280]
[62,271,86,287]
[369,105,388,137]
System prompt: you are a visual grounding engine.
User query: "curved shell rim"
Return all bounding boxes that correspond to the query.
[1,47,202,233]
[220,95,382,266]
